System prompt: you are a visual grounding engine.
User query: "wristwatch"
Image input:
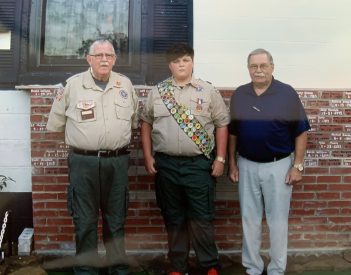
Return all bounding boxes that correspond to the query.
[215,156,226,164]
[293,163,304,172]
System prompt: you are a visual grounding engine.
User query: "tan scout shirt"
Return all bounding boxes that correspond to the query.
[141,77,230,156]
[47,70,138,150]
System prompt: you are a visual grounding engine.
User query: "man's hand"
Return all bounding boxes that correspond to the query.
[285,167,303,186]
[144,155,157,175]
[228,164,239,183]
[211,160,225,177]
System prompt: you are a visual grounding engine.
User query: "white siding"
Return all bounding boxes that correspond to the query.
[0,90,31,192]
[194,0,351,89]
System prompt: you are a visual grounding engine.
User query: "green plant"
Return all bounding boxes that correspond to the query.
[0,175,15,191]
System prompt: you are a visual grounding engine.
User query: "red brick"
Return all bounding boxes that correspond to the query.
[316,192,341,200]
[317,176,341,183]
[321,91,344,99]
[29,86,351,252]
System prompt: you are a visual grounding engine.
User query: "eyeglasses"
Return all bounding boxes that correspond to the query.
[248,63,272,71]
[89,53,116,61]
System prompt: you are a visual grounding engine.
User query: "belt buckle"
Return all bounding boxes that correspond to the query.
[98,150,108,157]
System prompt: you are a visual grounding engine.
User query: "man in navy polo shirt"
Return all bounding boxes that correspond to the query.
[228,48,310,275]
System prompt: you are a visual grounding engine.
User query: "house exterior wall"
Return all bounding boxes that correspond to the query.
[193,0,351,89]
[1,0,350,256]
[0,90,33,242]
[20,85,350,254]
[0,90,31,192]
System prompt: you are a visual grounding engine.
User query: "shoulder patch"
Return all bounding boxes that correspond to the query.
[54,88,64,102]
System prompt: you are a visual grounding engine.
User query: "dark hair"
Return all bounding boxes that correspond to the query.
[165,43,194,63]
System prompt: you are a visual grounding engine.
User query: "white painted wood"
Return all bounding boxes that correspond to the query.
[0,90,31,192]
[194,0,351,88]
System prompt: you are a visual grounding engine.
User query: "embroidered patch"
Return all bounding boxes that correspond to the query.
[55,89,64,101]
[77,100,95,110]
[195,85,203,92]
[119,90,128,99]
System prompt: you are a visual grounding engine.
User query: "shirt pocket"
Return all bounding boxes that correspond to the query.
[115,94,133,121]
[75,100,97,123]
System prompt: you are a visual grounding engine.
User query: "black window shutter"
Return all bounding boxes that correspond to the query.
[0,0,22,86]
[147,0,193,85]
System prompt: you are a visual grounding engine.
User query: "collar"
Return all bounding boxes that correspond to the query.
[82,69,122,91]
[170,76,203,90]
[249,76,276,96]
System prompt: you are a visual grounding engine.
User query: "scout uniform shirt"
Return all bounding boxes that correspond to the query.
[47,70,138,150]
[141,77,230,156]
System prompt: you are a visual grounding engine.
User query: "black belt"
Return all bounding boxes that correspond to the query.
[241,153,290,163]
[71,147,129,157]
[155,152,207,161]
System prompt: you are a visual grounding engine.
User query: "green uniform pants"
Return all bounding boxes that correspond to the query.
[154,152,219,274]
[68,152,129,275]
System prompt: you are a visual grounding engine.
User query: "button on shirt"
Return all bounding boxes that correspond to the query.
[141,77,230,156]
[47,70,139,150]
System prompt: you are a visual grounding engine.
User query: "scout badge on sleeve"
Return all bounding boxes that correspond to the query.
[55,88,64,102]
[77,100,95,120]
[157,78,214,159]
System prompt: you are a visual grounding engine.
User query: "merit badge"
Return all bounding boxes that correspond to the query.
[196,98,203,111]
[119,90,128,99]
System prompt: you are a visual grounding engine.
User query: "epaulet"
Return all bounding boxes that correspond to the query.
[66,72,83,83]
[195,78,211,85]
[195,78,219,93]
[116,72,128,78]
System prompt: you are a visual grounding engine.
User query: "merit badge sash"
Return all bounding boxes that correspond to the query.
[157,78,214,159]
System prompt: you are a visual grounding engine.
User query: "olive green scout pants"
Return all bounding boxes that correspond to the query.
[154,152,219,274]
[68,152,129,275]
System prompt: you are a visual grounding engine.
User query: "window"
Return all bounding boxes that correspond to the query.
[17,0,193,85]
[29,0,141,71]
[41,0,131,65]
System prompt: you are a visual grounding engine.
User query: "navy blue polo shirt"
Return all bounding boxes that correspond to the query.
[229,77,310,161]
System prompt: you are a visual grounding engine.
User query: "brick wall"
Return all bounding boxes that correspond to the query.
[24,85,351,254]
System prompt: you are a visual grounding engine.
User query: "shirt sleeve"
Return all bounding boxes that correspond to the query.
[46,86,69,132]
[210,87,230,128]
[292,92,311,136]
[130,83,139,130]
[140,86,156,125]
[228,92,238,135]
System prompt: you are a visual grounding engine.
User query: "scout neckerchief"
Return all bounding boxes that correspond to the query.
[157,78,214,159]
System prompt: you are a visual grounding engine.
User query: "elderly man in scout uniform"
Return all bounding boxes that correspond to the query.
[140,43,230,275]
[47,39,138,275]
